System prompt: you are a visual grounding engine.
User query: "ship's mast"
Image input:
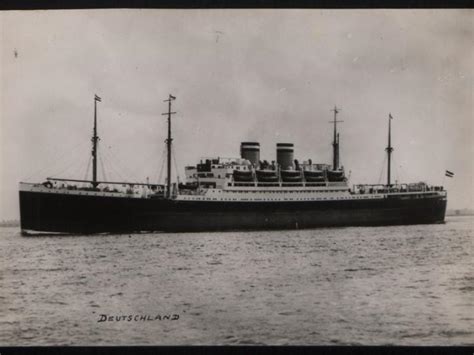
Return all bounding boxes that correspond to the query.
[162,94,176,198]
[329,106,343,170]
[91,94,101,188]
[385,113,394,186]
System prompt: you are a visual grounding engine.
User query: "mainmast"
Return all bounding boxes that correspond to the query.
[91,94,101,188]
[329,106,343,170]
[162,94,176,198]
[385,113,394,186]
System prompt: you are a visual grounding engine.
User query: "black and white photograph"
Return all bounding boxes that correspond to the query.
[0,9,472,348]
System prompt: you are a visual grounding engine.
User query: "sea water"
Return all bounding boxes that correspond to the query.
[0,216,472,345]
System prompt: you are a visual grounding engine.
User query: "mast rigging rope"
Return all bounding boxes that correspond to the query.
[84,155,92,181]
[377,155,387,185]
[157,147,167,185]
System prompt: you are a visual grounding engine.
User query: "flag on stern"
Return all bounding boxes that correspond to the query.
[445,170,454,178]
[95,94,102,102]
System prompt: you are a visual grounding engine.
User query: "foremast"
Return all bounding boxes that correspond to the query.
[91,94,101,188]
[385,113,394,186]
[330,106,343,170]
[162,94,177,198]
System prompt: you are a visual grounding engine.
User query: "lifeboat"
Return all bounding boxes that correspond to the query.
[281,170,303,182]
[327,170,345,182]
[233,170,254,182]
[256,170,279,182]
[303,170,325,182]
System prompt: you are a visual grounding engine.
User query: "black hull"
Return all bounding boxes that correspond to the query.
[19,190,447,234]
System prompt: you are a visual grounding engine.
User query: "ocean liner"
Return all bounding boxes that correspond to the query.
[19,95,447,234]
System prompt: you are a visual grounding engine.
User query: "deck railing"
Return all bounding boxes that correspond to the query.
[229,181,348,188]
[351,183,445,195]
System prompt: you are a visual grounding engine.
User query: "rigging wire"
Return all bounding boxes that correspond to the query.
[101,141,166,183]
[24,140,90,181]
[392,154,401,183]
[172,146,181,184]
[126,145,165,182]
[99,152,108,182]
[107,158,128,182]
[72,156,91,180]
[104,145,160,184]
[23,140,84,180]
[84,155,92,181]
[101,147,141,182]
[394,154,410,183]
[377,155,387,185]
[72,154,93,179]
[100,148,130,182]
[49,153,89,179]
[23,109,168,183]
[157,147,167,184]
[49,141,90,177]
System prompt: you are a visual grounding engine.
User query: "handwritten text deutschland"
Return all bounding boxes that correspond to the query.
[98,314,180,322]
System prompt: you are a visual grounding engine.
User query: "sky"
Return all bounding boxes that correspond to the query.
[1,9,472,220]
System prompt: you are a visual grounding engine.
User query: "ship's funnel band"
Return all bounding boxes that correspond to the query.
[241,147,260,151]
